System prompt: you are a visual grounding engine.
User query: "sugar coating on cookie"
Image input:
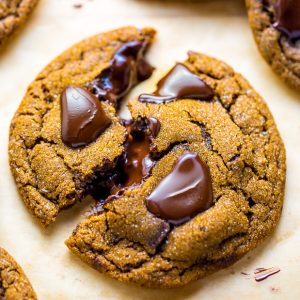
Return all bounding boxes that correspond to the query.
[246,0,300,90]
[0,247,37,299]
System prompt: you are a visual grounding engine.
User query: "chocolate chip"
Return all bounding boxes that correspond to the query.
[139,63,215,104]
[273,0,300,41]
[61,86,111,148]
[86,42,154,105]
[146,152,213,225]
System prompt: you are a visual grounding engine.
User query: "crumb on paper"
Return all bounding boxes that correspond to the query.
[73,4,83,9]
[241,271,250,275]
[271,287,280,293]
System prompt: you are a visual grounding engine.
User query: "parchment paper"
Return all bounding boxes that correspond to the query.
[0,0,299,299]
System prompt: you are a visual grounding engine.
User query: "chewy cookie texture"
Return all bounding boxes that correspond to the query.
[0,0,39,48]
[0,247,36,300]
[9,26,286,288]
[246,0,300,91]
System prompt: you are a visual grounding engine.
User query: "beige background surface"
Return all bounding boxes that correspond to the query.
[0,0,299,299]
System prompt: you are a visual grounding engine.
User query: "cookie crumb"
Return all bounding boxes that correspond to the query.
[241,271,250,275]
[73,4,83,9]
[271,287,280,293]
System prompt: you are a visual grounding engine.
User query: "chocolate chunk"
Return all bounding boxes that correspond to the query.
[139,63,215,104]
[274,0,300,41]
[146,152,213,225]
[87,41,154,104]
[61,86,111,148]
[254,267,280,282]
[148,117,161,137]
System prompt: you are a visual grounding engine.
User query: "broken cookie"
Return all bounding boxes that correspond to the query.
[9,26,155,226]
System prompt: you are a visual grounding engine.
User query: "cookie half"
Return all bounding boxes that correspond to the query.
[0,0,39,48]
[246,0,300,90]
[9,26,156,226]
[66,51,286,288]
[0,247,36,300]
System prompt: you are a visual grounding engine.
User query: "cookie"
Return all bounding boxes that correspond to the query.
[65,51,286,288]
[246,0,300,90]
[0,247,37,299]
[0,0,39,48]
[9,26,156,226]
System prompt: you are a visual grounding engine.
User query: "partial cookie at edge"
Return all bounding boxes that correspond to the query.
[0,0,39,48]
[0,247,37,300]
[246,0,300,91]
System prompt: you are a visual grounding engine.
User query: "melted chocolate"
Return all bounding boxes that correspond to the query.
[111,121,154,193]
[61,86,111,148]
[146,152,213,225]
[148,117,161,137]
[86,41,154,104]
[139,63,215,104]
[274,0,300,41]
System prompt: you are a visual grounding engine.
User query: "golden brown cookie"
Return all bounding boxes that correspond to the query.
[0,0,39,48]
[0,247,36,300]
[246,0,300,91]
[9,25,285,288]
[65,51,286,288]
[9,26,156,227]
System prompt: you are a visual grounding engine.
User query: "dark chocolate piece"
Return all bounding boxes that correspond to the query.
[254,267,280,282]
[139,63,215,104]
[274,0,300,41]
[61,86,111,148]
[87,41,154,104]
[146,152,213,225]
